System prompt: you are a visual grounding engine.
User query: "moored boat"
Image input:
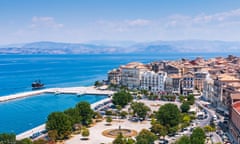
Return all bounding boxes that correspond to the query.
[32,80,44,89]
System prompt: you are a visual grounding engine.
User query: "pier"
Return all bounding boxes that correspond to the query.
[0,86,114,102]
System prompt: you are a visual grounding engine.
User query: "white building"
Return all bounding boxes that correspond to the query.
[203,75,214,102]
[121,62,148,89]
[140,71,167,92]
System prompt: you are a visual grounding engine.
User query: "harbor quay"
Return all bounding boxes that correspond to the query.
[0,86,114,102]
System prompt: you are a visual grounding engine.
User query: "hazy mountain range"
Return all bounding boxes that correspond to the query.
[0,40,240,54]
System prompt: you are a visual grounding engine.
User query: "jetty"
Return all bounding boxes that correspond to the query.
[0,86,114,102]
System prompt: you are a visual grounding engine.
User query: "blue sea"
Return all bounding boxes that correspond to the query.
[0,53,238,134]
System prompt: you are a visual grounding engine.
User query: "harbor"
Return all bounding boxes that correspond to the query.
[13,87,114,140]
[0,86,114,102]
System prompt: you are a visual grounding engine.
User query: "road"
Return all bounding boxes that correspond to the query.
[196,99,223,144]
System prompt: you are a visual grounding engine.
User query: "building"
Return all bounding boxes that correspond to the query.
[121,62,148,89]
[150,61,166,73]
[168,74,182,94]
[164,65,181,75]
[230,101,240,144]
[222,83,240,113]
[108,69,121,85]
[203,76,214,103]
[181,72,194,96]
[140,71,167,92]
[213,74,240,111]
[194,72,209,91]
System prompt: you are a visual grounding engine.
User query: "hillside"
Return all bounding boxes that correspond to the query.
[0,40,240,54]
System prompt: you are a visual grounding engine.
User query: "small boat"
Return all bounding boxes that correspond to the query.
[32,80,44,89]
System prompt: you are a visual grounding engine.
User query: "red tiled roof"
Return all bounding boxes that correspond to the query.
[233,101,240,113]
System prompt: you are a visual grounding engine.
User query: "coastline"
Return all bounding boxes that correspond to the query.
[16,95,113,140]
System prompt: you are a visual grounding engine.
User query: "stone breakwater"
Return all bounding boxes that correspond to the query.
[0,86,114,102]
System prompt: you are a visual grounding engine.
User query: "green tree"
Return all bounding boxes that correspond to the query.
[32,139,48,144]
[64,108,81,125]
[190,127,206,144]
[94,81,102,87]
[81,128,90,140]
[46,112,72,139]
[187,94,195,105]
[136,129,157,144]
[0,133,16,144]
[141,89,148,96]
[180,102,190,113]
[105,110,113,116]
[76,101,94,126]
[48,130,58,142]
[175,135,191,144]
[204,125,214,133]
[16,138,32,144]
[112,91,133,107]
[156,103,181,127]
[106,116,112,125]
[150,123,167,138]
[113,133,125,144]
[178,95,186,103]
[131,102,150,119]
[120,111,128,119]
[182,114,191,124]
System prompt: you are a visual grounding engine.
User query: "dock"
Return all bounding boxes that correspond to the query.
[0,86,114,102]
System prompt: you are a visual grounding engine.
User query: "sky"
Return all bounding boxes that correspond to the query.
[1,0,240,44]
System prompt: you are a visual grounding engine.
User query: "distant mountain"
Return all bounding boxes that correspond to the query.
[0,40,240,54]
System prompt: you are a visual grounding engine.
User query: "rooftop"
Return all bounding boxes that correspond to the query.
[232,101,240,114]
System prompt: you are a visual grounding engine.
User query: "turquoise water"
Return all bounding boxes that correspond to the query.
[0,94,106,134]
[0,53,238,134]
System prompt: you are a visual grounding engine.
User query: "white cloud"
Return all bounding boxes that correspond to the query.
[167,8,240,27]
[30,16,64,29]
[127,19,151,26]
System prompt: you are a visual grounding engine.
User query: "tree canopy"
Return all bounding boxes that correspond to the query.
[130,102,150,119]
[113,133,135,144]
[187,94,195,105]
[180,102,190,113]
[150,123,167,137]
[175,135,191,144]
[46,112,72,139]
[0,133,16,144]
[156,103,181,127]
[64,107,81,125]
[81,128,90,138]
[190,127,205,144]
[136,129,157,144]
[76,101,94,125]
[112,91,133,107]
[16,138,32,144]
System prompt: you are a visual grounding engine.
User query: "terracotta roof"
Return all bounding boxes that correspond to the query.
[122,62,146,69]
[232,101,240,113]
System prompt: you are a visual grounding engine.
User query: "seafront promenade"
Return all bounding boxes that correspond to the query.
[0,86,114,102]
